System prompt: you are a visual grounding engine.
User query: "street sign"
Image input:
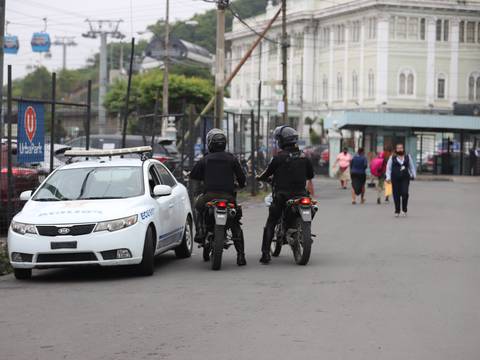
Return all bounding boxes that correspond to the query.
[17,102,45,163]
[277,101,285,114]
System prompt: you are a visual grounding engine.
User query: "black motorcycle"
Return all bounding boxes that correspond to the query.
[266,194,318,265]
[199,199,244,271]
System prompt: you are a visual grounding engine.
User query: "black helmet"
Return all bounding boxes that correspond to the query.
[273,125,298,149]
[206,128,227,152]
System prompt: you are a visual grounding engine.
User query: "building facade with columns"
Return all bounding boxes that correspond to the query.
[225,0,480,175]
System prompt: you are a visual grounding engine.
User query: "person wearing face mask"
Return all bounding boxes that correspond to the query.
[386,143,416,217]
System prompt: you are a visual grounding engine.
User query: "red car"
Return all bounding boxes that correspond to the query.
[0,143,40,231]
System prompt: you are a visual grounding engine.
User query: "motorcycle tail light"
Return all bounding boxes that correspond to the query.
[300,197,311,206]
[228,203,236,209]
[216,201,227,209]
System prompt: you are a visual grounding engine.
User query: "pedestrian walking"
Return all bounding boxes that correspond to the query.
[370,151,388,204]
[350,148,368,204]
[334,147,352,189]
[386,143,416,217]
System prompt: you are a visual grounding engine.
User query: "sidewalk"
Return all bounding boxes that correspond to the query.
[416,175,480,183]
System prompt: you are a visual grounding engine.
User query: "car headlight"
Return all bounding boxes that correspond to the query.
[11,221,37,235]
[94,215,138,232]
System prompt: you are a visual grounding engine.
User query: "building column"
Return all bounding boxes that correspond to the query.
[289,34,295,102]
[344,22,350,105]
[303,26,315,105]
[359,18,366,104]
[329,27,335,104]
[426,16,437,106]
[260,41,269,102]
[376,14,390,105]
[449,18,459,104]
[240,44,245,103]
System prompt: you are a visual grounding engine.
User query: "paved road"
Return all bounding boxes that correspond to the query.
[1,179,479,360]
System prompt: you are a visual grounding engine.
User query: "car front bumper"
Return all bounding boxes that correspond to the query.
[7,223,147,269]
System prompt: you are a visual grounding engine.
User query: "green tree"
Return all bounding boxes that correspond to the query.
[104,69,214,116]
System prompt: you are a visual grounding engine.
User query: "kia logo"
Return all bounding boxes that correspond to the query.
[58,227,71,235]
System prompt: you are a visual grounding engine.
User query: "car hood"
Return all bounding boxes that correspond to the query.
[15,197,146,225]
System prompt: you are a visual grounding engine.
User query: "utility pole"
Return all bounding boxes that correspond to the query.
[53,36,77,70]
[214,0,229,128]
[162,0,170,136]
[281,0,289,125]
[0,0,5,188]
[83,19,124,134]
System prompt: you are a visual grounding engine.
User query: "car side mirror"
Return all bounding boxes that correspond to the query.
[153,184,172,197]
[20,190,33,201]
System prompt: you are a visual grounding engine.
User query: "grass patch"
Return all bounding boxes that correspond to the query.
[0,242,12,275]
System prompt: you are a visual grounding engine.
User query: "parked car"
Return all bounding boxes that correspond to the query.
[8,146,193,280]
[66,135,180,171]
[0,144,40,232]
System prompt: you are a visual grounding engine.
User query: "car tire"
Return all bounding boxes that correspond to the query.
[175,218,193,259]
[14,268,32,280]
[137,226,155,276]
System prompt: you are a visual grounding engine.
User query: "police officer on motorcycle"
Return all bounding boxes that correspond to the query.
[256,125,315,264]
[189,128,247,266]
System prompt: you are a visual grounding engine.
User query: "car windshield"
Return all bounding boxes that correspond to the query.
[32,166,144,201]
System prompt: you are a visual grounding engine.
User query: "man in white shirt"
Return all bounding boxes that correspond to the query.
[386,143,416,217]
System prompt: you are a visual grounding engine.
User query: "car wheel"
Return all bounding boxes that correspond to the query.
[175,218,193,259]
[137,226,155,276]
[14,268,32,280]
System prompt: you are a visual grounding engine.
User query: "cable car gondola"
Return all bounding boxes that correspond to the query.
[4,22,19,55]
[4,35,19,55]
[31,18,51,53]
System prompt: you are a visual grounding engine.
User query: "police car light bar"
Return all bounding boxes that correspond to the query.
[64,146,153,158]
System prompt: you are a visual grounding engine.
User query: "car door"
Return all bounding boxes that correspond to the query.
[147,164,175,250]
[155,163,185,243]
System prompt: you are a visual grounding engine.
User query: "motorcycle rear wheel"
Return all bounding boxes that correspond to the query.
[292,218,312,266]
[211,225,225,271]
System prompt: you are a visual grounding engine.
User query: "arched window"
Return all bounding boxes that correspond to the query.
[469,76,475,101]
[352,71,358,99]
[398,69,415,96]
[368,70,375,98]
[476,77,480,101]
[399,73,406,95]
[407,74,414,95]
[322,75,329,100]
[337,73,343,100]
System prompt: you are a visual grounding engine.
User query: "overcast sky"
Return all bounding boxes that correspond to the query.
[3,0,216,82]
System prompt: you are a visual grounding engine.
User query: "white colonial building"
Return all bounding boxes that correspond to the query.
[226,0,480,176]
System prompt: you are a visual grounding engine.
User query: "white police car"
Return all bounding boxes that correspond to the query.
[8,147,193,280]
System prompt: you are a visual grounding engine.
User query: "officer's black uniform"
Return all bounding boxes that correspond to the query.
[189,146,247,265]
[258,144,314,262]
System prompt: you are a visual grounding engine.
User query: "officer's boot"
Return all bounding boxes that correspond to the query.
[193,212,205,244]
[260,226,273,264]
[233,236,247,266]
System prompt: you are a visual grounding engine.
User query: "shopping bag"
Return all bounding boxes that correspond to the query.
[385,182,392,197]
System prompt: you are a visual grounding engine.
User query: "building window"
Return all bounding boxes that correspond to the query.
[399,69,415,96]
[437,75,446,99]
[396,16,407,39]
[351,21,361,43]
[335,25,345,45]
[467,21,475,43]
[477,78,480,101]
[337,73,343,100]
[323,27,330,47]
[478,23,480,43]
[420,18,426,40]
[322,76,329,101]
[389,17,396,39]
[352,72,358,99]
[368,17,377,39]
[368,70,375,98]
[469,76,475,101]
[408,17,419,39]
[459,21,465,43]
[436,19,442,41]
[444,20,449,41]
[268,42,277,60]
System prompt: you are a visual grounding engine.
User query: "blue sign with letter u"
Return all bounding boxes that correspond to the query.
[17,102,45,163]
